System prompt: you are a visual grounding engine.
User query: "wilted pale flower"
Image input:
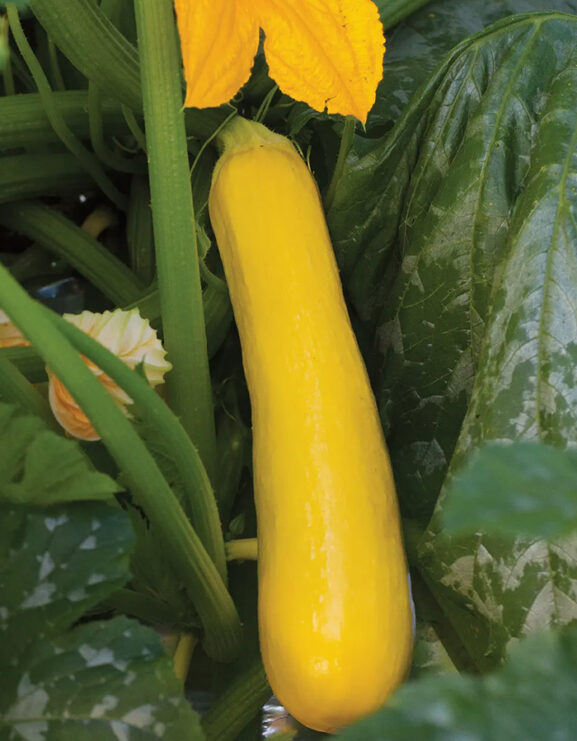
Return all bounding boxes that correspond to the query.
[48,308,172,441]
[0,309,30,348]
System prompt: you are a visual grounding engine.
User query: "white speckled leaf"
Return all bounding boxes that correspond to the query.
[1,616,202,740]
[331,13,577,669]
[0,503,203,739]
[330,12,577,522]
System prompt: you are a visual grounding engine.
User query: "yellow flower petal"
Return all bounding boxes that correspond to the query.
[0,309,30,348]
[254,0,385,122]
[48,373,126,442]
[175,0,260,109]
[48,309,171,441]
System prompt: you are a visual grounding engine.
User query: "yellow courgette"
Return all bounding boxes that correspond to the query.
[209,117,413,733]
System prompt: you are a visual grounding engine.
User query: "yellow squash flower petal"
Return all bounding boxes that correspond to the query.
[0,309,30,348]
[48,373,121,442]
[175,0,260,109]
[175,0,385,121]
[254,0,385,122]
[47,308,172,441]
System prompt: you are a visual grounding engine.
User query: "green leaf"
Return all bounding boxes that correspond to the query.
[442,442,577,539]
[0,402,120,506]
[330,12,577,523]
[336,625,577,740]
[1,616,201,740]
[371,0,577,131]
[328,11,577,668]
[0,502,203,739]
[0,502,131,664]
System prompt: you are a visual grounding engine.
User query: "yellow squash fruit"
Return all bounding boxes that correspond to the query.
[209,117,414,733]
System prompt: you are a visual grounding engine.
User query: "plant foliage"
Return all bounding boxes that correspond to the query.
[3,0,577,738]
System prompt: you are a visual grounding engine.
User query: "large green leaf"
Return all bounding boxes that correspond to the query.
[371,0,577,131]
[0,502,203,740]
[336,625,577,740]
[329,12,577,523]
[329,11,577,669]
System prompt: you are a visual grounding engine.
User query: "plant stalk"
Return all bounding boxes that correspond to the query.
[134,0,216,477]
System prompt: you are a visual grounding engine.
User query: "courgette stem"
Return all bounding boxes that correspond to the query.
[173,633,198,683]
[226,539,258,562]
[0,92,126,151]
[0,356,56,428]
[324,115,356,211]
[202,659,270,741]
[0,347,46,383]
[29,0,142,111]
[0,200,144,307]
[105,587,181,627]
[134,0,217,478]
[1,17,15,96]
[0,153,92,204]
[126,175,155,285]
[213,410,247,526]
[7,5,127,209]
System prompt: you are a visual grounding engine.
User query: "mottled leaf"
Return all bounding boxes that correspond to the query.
[330,13,577,524]
[370,0,577,131]
[1,616,201,740]
[442,442,577,539]
[336,625,577,740]
[329,11,577,669]
[0,402,119,506]
[0,502,203,739]
[0,503,132,664]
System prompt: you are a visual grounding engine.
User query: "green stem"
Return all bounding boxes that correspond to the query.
[134,0,216,477]
[202,659,270,741]
[46,36,65,91]
[254,85,278,124]
[1,15,15,96]
[29,0,142,111]
[0,91,127,151]
[0,153,92,205]
[0,346,46,383]
[0,356,56,428]
[173,633,198,682]
[126,175,155,284]
[121,104,147,151]
[0,265,241,661]
[226,539,258,562]
[0,200,144,306]
[324,115,356,211]
[213,410,247,526]
[88,82,145,174]
[43,307,227,580]
[7,5,127,209]
[80,205,118,240]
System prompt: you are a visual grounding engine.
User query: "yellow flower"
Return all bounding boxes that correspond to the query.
[48,308,172,441]
[0,309,30,348]
[174,0,385,123]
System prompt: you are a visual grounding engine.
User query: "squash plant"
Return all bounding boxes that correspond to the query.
[2,0,577,739]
